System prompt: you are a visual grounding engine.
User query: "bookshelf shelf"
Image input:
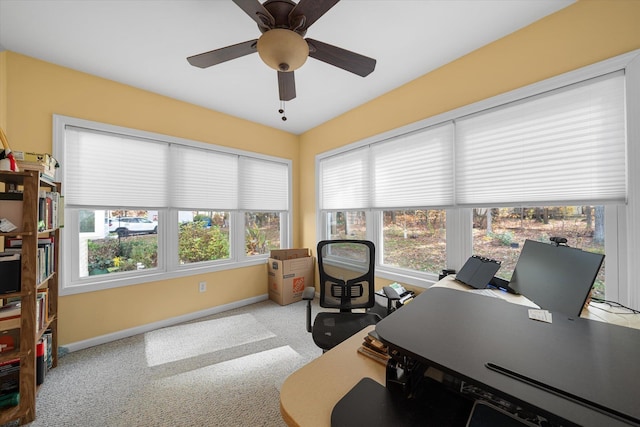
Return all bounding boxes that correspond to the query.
[0,231,35,238]
[0,404,21,425]
[0,350,20,365]
[0,170,59,425]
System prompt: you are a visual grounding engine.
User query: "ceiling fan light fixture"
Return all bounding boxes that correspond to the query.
[257,29,309,72]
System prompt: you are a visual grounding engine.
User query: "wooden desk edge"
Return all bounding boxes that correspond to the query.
[280,325,385,427]
[280,402,299,427]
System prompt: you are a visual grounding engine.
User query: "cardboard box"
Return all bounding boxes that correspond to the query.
[268,248,315,306]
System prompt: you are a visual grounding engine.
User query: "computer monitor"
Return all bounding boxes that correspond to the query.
[508,239,604,317]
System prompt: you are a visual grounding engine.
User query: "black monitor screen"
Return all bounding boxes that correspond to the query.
[508,239,604,317]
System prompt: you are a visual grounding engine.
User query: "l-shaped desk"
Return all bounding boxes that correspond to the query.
[280,277,640,427]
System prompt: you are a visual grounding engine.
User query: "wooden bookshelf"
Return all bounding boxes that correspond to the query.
[0,170,59,425]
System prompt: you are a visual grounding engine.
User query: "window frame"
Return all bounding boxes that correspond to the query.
[54,115,292,295]
[316,49,640,309]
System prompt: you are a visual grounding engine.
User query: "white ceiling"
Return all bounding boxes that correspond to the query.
[0,0,574,135]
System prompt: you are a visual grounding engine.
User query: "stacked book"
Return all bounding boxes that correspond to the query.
[0,301,21,353]
[13,151,58,180]
[357,332,391,365]
[0,358,20,407]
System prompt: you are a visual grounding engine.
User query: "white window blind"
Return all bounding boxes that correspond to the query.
[320,146,370,210]
[455,72,627,206]
[372,123,454,208]
[172,145,238,209]
[64,127,169,207]
[239,157,289,211]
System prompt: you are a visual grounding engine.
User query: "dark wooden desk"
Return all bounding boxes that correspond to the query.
[376,287,640,427]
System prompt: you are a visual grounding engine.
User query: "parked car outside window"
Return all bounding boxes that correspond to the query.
[108,217,158,237]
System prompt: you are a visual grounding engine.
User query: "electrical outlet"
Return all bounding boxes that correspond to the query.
[199,282,206,292]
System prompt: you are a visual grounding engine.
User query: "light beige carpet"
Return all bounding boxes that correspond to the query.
[8,298,324,427]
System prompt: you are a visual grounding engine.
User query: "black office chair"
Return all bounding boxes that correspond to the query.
[303,240,381,352]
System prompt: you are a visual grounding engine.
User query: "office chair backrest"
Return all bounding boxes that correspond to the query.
[317,240,376,311]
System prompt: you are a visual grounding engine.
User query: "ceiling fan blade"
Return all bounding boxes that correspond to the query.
[289,0,339,32]
[232,0,275,30]
[187,40,258,69]
[306,39,376,77]
[278,71,296,101]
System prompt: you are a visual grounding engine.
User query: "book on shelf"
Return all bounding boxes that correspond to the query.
[4,236,55,248]
[0,301,21,319]
[0,358,20,396]
[42,329,53,370]
[42,245,54,282]
[0,317,20,332]
[0,329,20,354]
[16,160,56,179]
[36,339,45,385]
[15,239,54,285]
[0,300,20,332]
[3,237,55,284]
[38,190,60,231]
[0,391,19,408]
[0,193,23,202]
[0,252,20,262]
[36,290,49,331]
[0,247,21,254]
[3,238,21,248]
[13,151,58,179]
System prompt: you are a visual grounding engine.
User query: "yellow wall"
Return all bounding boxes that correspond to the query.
[1,52,300,345]
[299,0,640,260]
[0,50,7,131]
[2,0,640,346]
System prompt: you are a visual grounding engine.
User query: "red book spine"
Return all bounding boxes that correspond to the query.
[36,340,45,385]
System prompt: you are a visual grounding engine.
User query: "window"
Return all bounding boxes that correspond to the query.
[245,211,281,256]
[325,211,367,240]
[79,209,159,277]
[178,211,230,264]
[381,209,447,274]
[317,51,638,308]
[318,124,453,277]
[54,116,291,294]
[455,73,626,207]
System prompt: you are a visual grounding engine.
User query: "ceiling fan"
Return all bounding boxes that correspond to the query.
[187,0,376,108]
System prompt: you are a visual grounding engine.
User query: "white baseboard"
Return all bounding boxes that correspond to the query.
[63,294,269,353]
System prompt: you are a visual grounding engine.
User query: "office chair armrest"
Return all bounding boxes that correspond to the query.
[303,287,316,333]
[302,287,316,300]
